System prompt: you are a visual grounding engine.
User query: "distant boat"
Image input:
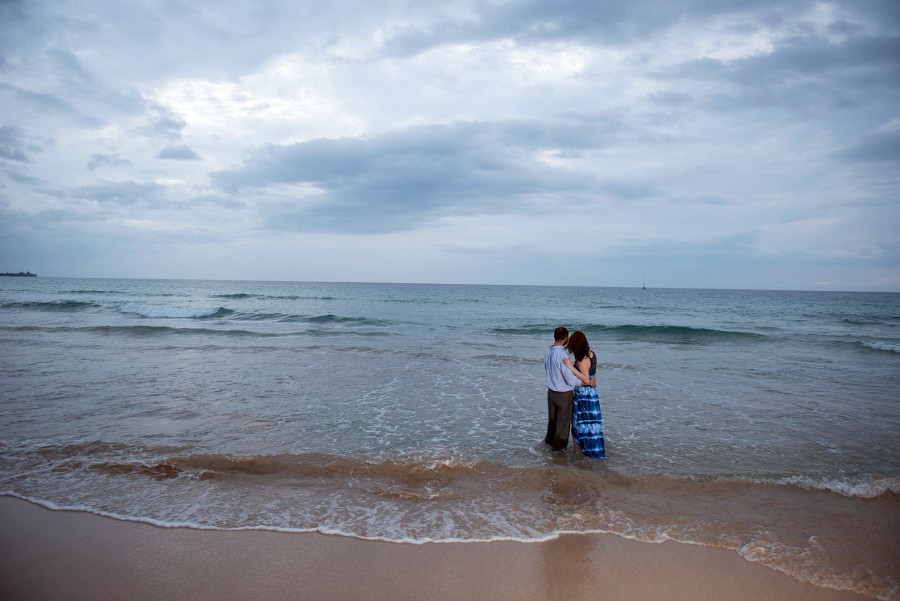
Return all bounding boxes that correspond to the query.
[642,278,646,291]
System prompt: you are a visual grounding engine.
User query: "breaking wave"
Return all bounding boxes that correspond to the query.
[859,340,900,353]
[773,474,900,498]
[1,442,896,600]
[117,304,234,319]
[211,293,337,301]
[5,442,894,505]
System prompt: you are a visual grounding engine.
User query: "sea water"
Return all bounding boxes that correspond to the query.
[0,279,897,598]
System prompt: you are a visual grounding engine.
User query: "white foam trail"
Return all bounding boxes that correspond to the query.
[776,475,899,498]
[0,491,673,545]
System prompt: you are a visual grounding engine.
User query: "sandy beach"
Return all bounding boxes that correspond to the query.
[0,497,869,601]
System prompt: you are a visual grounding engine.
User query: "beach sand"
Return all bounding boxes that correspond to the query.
[0,497,868,601]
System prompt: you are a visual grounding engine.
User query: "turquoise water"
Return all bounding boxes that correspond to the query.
[1,278,898,598]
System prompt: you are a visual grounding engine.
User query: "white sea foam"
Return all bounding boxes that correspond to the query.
[0,491,669,545]
[860,340,900,352]
[775,475,899,498]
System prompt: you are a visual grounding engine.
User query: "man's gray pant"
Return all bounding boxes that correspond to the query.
[545,388,574,450]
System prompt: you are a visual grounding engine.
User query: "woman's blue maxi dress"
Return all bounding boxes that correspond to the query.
[571,352,606,458]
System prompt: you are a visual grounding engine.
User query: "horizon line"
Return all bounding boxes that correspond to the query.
[8,275,899,294]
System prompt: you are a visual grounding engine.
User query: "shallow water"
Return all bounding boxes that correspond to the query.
[1,278,898,598]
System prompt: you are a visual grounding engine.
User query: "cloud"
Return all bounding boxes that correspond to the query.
[835,129,900,163]
[157,144,201,160]
[376,0,821,58]
[141,104,189,141]
[190,193,247,210]
[0,125,42,163]
[87,153,134,171]
[212,118,630,232]
[0,0,898,289]
[0,0,49,57]
[1,42,144,129]
[0,82,105,127]
[0,126,45,186]
[67,180,168,207]
[44,48,145,116]
[657,32,900,112]
[2,169,42,185]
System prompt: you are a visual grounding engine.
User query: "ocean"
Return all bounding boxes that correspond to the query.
[0,278,897,598]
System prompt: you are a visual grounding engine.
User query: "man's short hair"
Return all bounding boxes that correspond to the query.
[554,326,568,342]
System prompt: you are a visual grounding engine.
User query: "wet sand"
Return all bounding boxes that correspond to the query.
[0,497,868,601]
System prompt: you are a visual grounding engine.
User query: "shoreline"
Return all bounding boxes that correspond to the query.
[0,497,870,601]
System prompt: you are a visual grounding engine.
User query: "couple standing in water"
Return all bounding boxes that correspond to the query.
[543,326,606,458]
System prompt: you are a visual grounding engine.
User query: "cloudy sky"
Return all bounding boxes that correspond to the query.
[1,0,898,290]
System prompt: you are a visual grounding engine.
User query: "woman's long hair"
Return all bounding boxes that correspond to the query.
[566,330,590,362]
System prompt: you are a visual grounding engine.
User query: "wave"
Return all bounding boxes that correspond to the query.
[86,453,488,489]
[0,300,100,312]
[210,293,337,301]
[222,311,391,328]
[490,324,551,336]
[8,442,894,503]
[117,304,234,319]
[226,311,391,327]
[114,303,391,328]
[0,324,277,338]
[0,442,492,491]
[773,474,900,498]
[0,324,390,339]
[64,289,126,295]
[2,442,896,599]
[492,323,764,342]
[859,341,900,353]
[592,324,762,339]
[303,314,390,326]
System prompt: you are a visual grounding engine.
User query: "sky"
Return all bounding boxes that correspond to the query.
[1,0,898,290]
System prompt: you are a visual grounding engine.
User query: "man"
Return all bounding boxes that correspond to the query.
[544,326,582,450]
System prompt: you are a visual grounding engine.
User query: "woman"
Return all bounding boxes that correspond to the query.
[562,331,606,458]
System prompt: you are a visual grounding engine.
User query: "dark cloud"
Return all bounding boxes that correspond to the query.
[157,144,201,160]
[0,125,42,163]
[44,48,144,115]
[377,0,819,57]
[2,168,42,185]
[141,105,188,141]
[835,129,900,163]
[0,126,44,186]
[652,30,900,118]
[0,45,143,129]
[647,91,694,107]
[217,117,624,189]
[68,180,167,206]
[0,83,104,127]
[191,194,247,210]
[663,33,899,87]
[729,34,899,85]
[0,0,45,56]
[47,48,101,87]
[87,153,134,171]
[828,19,865,37]
[213,118,624,233]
